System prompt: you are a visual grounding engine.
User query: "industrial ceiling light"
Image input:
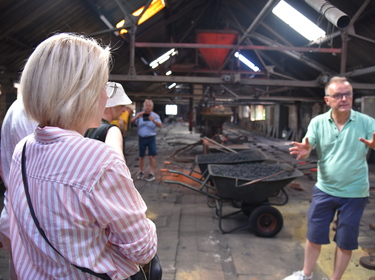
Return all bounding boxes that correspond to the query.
[272,0,326,41]
[234,52,260,72]
[116,0,166,34]
[149,48,178,69]
[168,83,176,89]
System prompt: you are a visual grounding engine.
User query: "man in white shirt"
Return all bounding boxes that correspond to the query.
[0,96,37,280]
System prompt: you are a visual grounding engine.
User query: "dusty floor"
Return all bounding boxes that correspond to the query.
[0,122,374,280]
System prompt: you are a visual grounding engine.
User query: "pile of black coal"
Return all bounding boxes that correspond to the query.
[209,163,288,181]
[196,150,266,164]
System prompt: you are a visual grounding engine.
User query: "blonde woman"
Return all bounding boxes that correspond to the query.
[0,33,157,279]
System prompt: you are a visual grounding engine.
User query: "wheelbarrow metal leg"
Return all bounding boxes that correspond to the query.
[216,199,250,234]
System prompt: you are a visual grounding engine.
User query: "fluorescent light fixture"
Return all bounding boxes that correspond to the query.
[149,48,178,69]
[116,0,165,34]
[166,104,178,115]
[272,0,325,41]
[168,83,176,89]
[166,70,172,75]
[234,52,260,72]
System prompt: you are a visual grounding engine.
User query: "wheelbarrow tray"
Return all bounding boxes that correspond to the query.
[196,149,269,175]
[208,163,303,203]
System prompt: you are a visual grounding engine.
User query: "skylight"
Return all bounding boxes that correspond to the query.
[234,52,260,72]
[272,0,325,41]
[116,0,166,34]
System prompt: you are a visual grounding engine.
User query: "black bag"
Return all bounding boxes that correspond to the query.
[84,123,116,142]
[142,254,162,280]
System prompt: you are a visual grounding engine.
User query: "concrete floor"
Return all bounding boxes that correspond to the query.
[0,122,375,279]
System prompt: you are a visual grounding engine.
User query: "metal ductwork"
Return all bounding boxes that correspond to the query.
[305,0,350,29]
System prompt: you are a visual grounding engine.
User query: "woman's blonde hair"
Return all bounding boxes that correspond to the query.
[20,33,111,130]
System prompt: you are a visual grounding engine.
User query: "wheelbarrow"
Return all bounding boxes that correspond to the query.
[164,148,269,182]
[162,162,303,237]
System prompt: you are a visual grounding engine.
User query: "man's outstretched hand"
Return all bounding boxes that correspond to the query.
[359,132,375,149]
[289,137,312,160]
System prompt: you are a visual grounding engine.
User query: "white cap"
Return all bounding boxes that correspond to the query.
[106,82,132,108]
[125,104,135,111]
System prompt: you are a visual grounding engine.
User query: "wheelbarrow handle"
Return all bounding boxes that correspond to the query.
[237,168,292,187]
[164,180,220,200]
[162,161,202,176]
[160,169,214,191]
[203,137,238,153]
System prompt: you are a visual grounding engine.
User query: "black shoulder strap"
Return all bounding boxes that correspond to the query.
[21,142,111,280]
[85,123,116,142]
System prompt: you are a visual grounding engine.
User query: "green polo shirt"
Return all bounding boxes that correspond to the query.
[305,109,375,198]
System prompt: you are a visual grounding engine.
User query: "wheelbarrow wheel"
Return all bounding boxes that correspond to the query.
[248,205,283,237]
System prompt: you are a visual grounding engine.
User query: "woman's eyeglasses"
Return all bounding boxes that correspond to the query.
[105,82,117,98]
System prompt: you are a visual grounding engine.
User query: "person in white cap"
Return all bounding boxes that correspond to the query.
[85,82,132,159]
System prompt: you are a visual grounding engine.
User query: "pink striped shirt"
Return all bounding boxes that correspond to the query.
[3,126,157,279]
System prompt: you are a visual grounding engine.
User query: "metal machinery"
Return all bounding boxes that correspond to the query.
[200,106,233,137]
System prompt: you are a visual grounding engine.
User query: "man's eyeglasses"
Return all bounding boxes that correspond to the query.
[325,92,353,100]
[105,82,118,98]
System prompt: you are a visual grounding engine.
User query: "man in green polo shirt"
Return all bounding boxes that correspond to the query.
[285,76,375,280]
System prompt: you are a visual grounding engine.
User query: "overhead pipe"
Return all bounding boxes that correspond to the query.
[304,0,350,29]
